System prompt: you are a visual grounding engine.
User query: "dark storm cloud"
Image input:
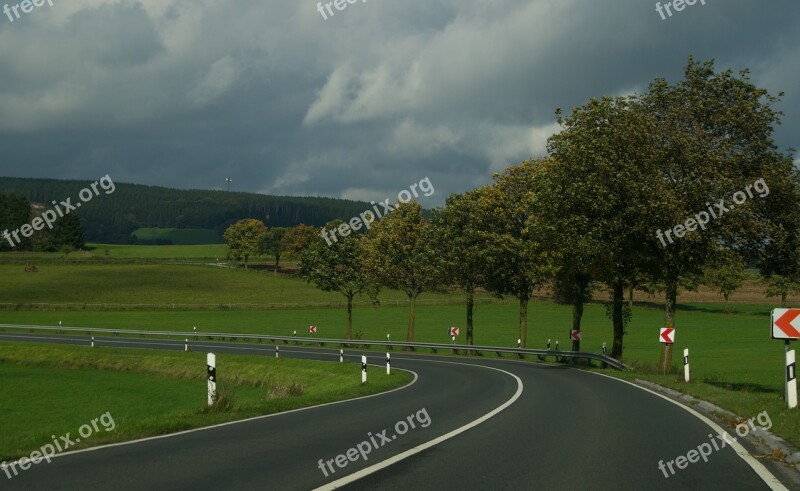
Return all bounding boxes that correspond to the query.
[0,0,797,206]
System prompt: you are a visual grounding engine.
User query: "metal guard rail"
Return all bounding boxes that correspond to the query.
[0,323,629,370]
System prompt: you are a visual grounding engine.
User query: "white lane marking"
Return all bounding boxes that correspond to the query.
[314,360,524,491]
[586,371,788,491]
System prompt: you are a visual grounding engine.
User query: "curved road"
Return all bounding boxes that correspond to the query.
[0,333,788,490]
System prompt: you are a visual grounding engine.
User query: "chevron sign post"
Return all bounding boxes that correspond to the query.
[658,328,675,375]
[448,327,459,337]
[308,325,317,335]
[570,329,581,353]
[771,309,800,406]
[772,309,800,340]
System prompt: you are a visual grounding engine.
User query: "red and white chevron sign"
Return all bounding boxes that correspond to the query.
[659,328,675,344]
[570,329,581,341]
[308,325,317,334]
[772,309,800,340]
[449,326,459,337]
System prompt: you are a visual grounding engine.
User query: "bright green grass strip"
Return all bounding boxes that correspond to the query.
[0,342,411,461]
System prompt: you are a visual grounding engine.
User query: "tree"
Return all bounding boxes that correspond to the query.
[260,227,288,274]
[643,58,791,337]
[529,157,604,352]
[703,249,746,311]
[0,192,31,251]
[223,219,267,269]
[362,202,443,342]
[283,224,319,258]
[51,212,86,251]
[477,161,554,348]
[299,221,374,339]
[764,275,800,308]
[433,189,490,345]
[546,96,666,359]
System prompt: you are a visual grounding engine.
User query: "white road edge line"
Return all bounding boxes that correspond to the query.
[314,360,524,491]
[586,370,788,491]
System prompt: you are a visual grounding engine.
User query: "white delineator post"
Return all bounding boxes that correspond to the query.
[361,355,367,384]
[207,353,216,407]
[340,349,344,363]
[787,350,797,409]
[386,352,391,375]
[91,336,95,348]
[683,348,690,382]
[517,338,521,348]
[185,338,189,352]
[275,346,279,358]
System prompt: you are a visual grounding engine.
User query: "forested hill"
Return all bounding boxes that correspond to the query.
[0,177,371,243]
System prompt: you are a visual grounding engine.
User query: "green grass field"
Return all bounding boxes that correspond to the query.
[0,342,411,460]
[1,254,797,449]
[0,262,495,306]
[131,228,224,245]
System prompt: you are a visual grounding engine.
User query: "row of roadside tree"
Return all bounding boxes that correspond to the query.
[225,59,800,360]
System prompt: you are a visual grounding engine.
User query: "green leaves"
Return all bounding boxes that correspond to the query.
[223,219,267,268]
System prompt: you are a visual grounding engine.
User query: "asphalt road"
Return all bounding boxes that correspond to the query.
[0,333,788,490]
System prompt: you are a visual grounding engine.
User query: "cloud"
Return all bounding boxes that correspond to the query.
[0,0,797,207]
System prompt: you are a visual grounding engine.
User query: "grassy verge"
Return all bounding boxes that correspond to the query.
[0,342,411,461]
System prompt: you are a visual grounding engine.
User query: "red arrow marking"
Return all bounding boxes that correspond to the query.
[660,328,674,343]
[776,310,800,338]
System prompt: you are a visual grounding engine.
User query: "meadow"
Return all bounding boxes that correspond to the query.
[2,243,797,448]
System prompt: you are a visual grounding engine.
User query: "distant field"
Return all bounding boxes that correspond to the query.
[131,228,223,245]
[88,243,228,259]
[0,243,228,262]
[0,263,495,306]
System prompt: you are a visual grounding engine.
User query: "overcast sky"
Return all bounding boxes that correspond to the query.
[0,0,798,207]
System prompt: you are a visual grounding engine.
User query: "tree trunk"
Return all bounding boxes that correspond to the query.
[407,294,416,341]
[274,255,280,275]
[572,274,589,352]
[518,295,528,348]
[346,294,353,340]
[466,289,474,346]
[628,284,634,310]
[611,278,625,360]
[664,273,678,330]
